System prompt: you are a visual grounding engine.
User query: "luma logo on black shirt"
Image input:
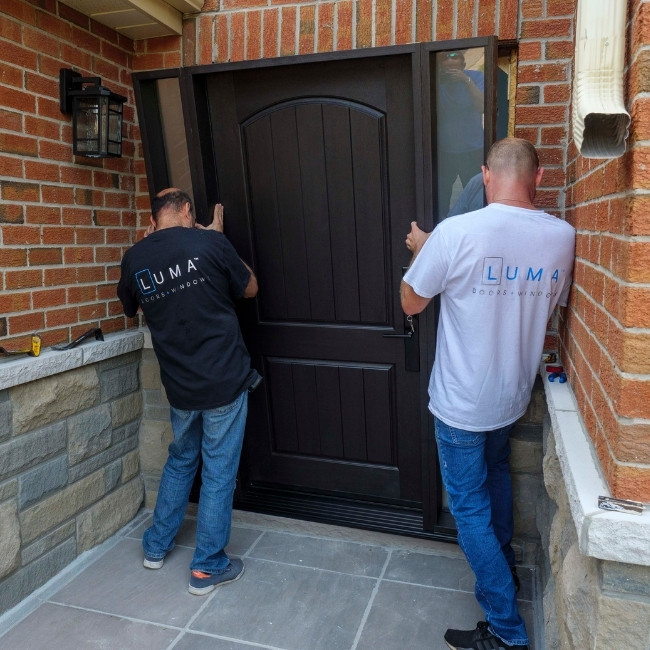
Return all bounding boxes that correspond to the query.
[135,257,206,301]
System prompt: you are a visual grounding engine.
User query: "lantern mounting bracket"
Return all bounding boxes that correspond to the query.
[59,69,103,114]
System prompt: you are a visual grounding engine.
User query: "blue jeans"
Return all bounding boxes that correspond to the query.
[435,418,528,647]
[143,391,248,573]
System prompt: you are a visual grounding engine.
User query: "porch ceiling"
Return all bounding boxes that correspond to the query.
[59,0,202,40]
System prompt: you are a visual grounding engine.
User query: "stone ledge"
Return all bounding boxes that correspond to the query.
[542,362,650,566]
[0,331,144,391]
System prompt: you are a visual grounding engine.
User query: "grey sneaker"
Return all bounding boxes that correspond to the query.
[444,621,528,649]
[143,553,165,569]
[188,559,244,596]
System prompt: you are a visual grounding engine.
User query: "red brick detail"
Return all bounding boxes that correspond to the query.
[520,0,542,19]
[356,0,373,48]
[231,12,246,62]
[247,10,263,59]
[436,0,454,41]
[280,6,297,56]
[299,5,316,54]
[415,0,432,41]
[28,247,63,266]
[5,269,43,290]
[457,0,475,39]
[8,311,45,334]
[0,133,38,157]
[477,0,496,36]
[499,0,518,40]
[336,1,353,50]
[375,0,393,47]
[317,3,335,53]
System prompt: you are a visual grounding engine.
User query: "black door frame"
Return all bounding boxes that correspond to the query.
[133,36,498,542]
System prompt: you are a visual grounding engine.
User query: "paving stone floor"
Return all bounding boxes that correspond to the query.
[0,509,540,649]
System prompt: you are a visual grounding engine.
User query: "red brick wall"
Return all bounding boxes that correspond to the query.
[561,0,650,500]
[0,0,139,348]
[5,0,649,499]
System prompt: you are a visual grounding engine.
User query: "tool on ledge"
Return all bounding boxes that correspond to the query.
[0,334,42,358]
[53,327,104,351]
[543,352,557,364]
[598,495,646,516]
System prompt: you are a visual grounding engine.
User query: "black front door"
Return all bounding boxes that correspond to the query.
[201,50,427,526]
[134,37,498,538]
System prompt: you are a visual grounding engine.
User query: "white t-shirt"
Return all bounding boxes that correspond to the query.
[403,203,575,431]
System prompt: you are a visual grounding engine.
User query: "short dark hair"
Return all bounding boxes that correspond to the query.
[151,190,193,223]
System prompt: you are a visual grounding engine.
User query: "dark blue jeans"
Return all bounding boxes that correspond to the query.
[435,417,528,647]
[143,391,248,574]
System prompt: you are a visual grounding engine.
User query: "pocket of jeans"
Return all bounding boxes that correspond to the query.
[436,421,482,447]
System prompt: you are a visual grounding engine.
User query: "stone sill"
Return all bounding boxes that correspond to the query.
[0,331,144,391]
[542,363,650,566]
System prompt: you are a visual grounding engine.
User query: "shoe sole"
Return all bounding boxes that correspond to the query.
[188,564,245,596]
[143,557,164,569]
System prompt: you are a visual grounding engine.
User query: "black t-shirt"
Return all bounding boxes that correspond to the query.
[117,227,254,410]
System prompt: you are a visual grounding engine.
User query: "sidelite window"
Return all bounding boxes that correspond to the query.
[134,38,512,541]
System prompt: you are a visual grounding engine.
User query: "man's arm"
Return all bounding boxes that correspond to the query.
[400,221,433,315]
[197,203,258,298]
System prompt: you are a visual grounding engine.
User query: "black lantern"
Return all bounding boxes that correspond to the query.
[59,68,126,158]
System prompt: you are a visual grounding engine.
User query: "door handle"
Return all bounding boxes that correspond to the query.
[383,314,415,339]
[383,314,419,371]
[383,331,413,339]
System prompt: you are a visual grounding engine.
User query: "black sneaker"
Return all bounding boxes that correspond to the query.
[444,621,528,649]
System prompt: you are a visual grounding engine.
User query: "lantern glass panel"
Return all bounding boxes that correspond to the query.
[74,96,101,154]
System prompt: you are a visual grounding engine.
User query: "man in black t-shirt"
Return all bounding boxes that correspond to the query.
[118,188,259,595]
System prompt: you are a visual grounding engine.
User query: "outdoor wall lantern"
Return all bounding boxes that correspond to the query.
[59,68,126,158]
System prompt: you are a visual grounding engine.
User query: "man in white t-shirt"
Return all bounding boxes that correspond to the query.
[401,138,575,650]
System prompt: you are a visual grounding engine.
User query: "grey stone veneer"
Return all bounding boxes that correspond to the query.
[0,333,145,615]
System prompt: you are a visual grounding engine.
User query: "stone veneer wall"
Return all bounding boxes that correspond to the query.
[537,372,650,649]
[0,332,145,615]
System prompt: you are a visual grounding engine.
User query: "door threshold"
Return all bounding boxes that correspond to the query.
[235,485,457,543]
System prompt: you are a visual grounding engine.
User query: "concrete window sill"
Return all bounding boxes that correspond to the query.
[0,331,144,391]
[543,363,650,566]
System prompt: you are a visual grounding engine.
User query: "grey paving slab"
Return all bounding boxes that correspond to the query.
[356,579,485,650]
[0,602,179,649]
[190,557,376,650]
[249,531,389,577]
[127,515,263,556]
[174,632,276,649]
[384,549,476,591]
[49,537,204,627]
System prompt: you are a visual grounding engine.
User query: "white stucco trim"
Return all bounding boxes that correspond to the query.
[0,330,144,391]
[543,363,650,566]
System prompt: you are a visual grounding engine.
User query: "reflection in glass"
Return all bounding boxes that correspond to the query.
[436,48,485,219]
[156,78,193,197]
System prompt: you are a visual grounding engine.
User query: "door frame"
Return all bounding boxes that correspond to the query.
[133,36,499,542]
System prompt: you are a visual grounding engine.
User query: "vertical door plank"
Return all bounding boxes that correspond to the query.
[316,364,344,459]
[323,103,361,323]
[364,367,393,464]
[244,116,287,319]
[339,366,367,461]
[293,363,320,455]
[296,103,336,322]
[350,109,388,324]
[270,108,311,320]
[267,361,298,453]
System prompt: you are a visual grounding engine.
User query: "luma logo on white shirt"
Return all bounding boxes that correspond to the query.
[481,257,563,285]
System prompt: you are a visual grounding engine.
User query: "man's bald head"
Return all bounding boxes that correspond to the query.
[485,138,539,178]
[151,188,194,226]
